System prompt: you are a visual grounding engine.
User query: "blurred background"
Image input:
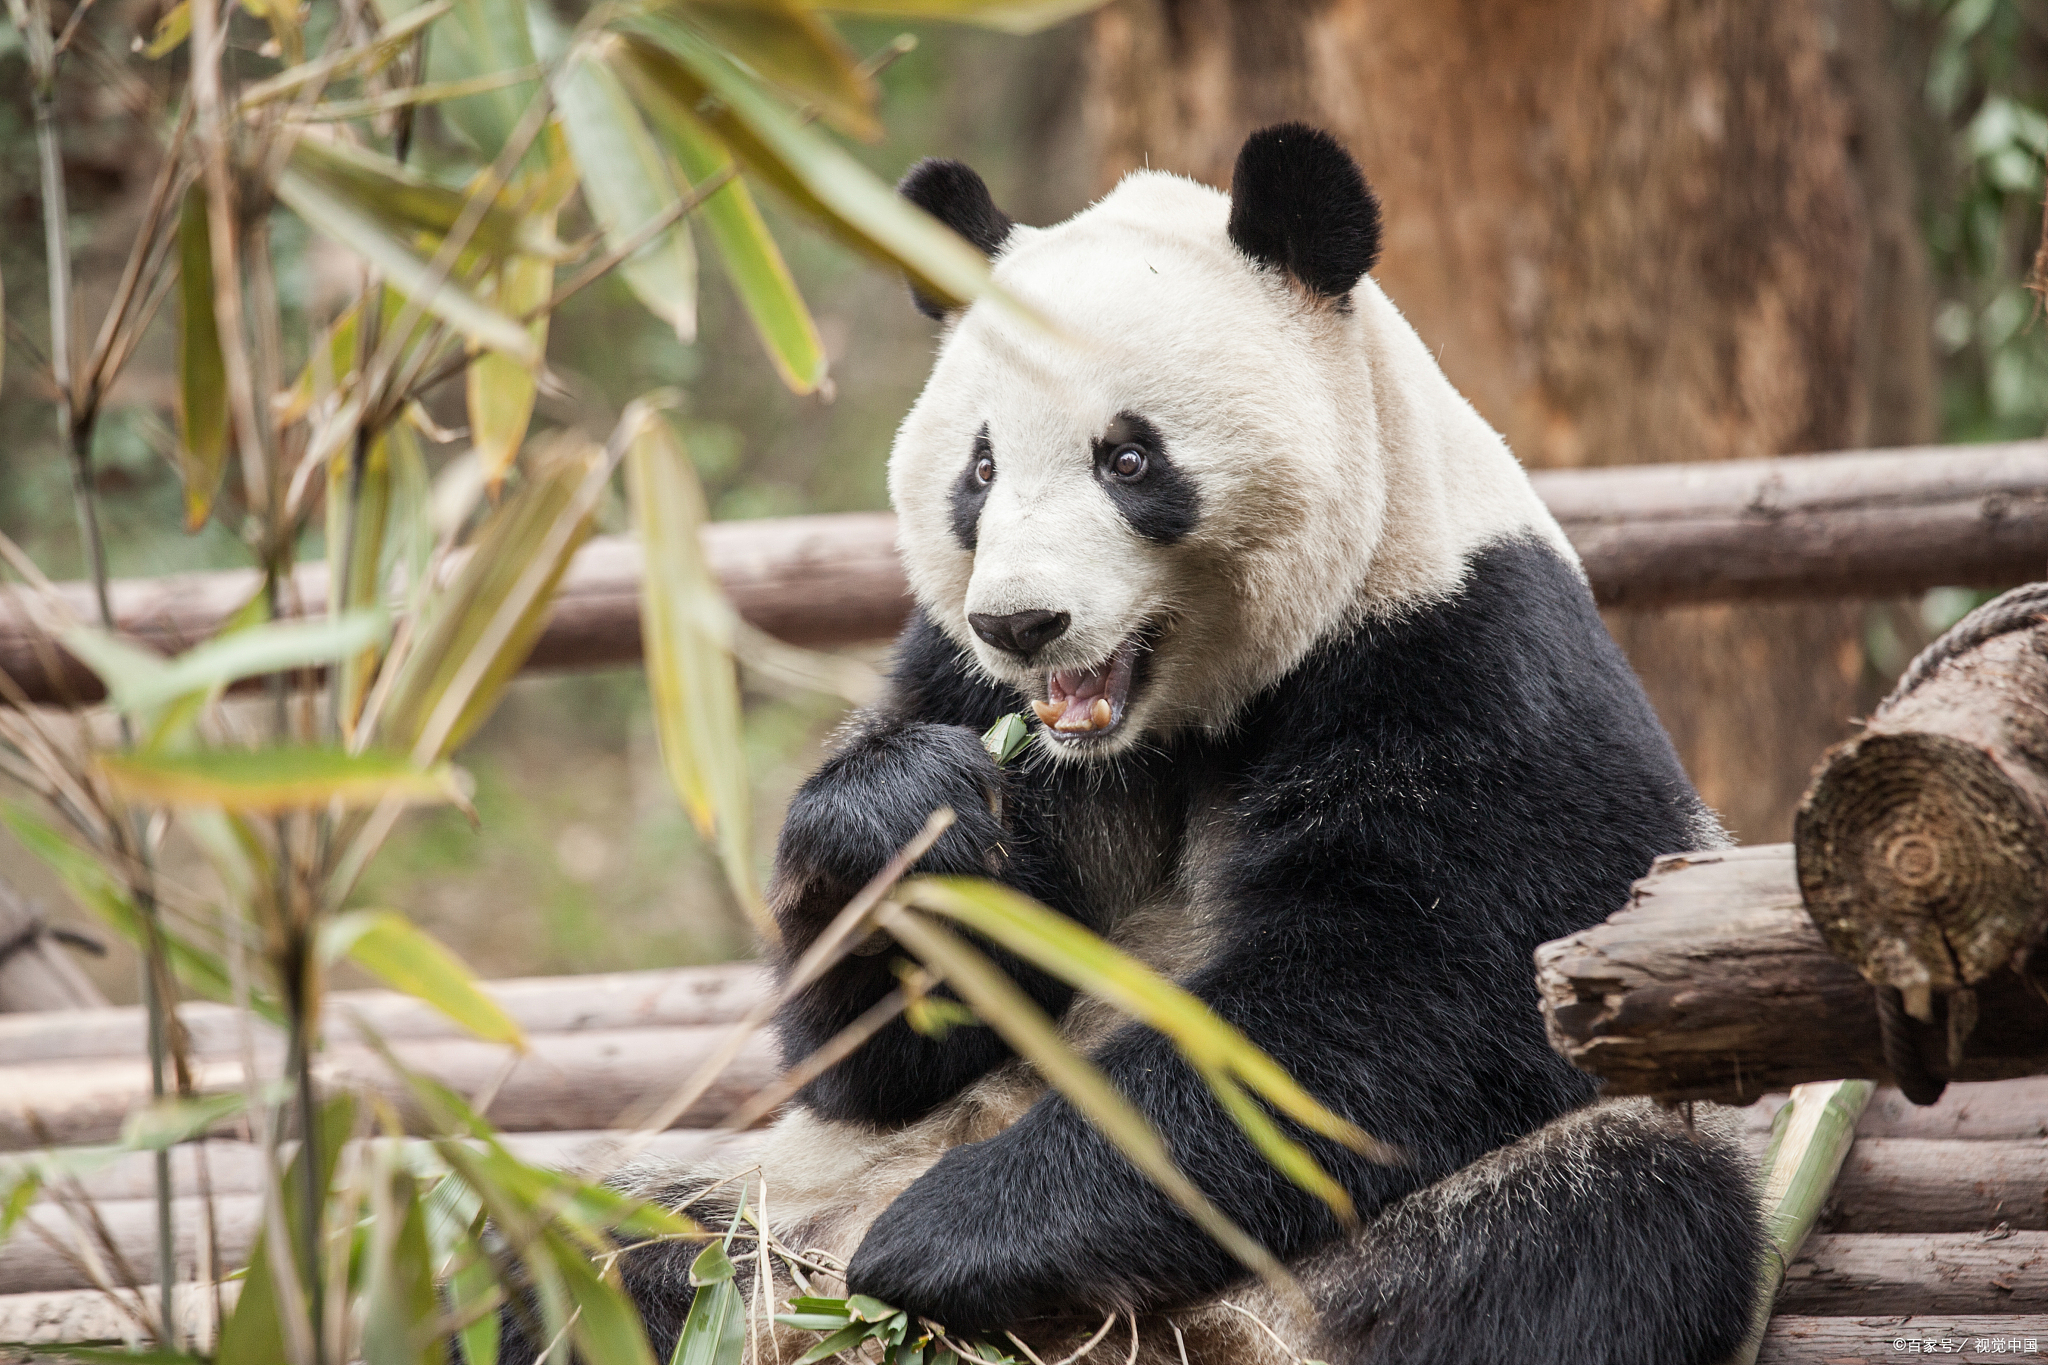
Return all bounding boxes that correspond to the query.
[2,0,2044,999]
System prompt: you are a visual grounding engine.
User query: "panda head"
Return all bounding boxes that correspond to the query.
[887,124,1562,759]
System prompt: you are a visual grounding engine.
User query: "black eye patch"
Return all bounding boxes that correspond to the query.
[1092,412,1199,544]
[951,424,994,551]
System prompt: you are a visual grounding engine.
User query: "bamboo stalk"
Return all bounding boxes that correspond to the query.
[1729,1079,1877,1365]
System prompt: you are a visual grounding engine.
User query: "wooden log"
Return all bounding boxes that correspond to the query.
[1760,1316,2048,1363]
[0,962,766,1065]
[1816,1140,2048,1234]
[0,512,910,706]
[2,443,2045,707]
[0,1281,237,1352]
[1795,584,2048,1048]
[0,1024,782,1151]
[0,1130,767,1295]
[6,1127,765,1206]
[1745,1080,2048,1143]
[1533,845,2048,1103]
[0,882,103,1014]
[1776,1231,2048,1315]
[1532,440,2048,609]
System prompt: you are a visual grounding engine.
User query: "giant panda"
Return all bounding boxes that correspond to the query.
[584,124,1765,1365]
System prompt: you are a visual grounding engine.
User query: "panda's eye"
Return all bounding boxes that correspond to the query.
[1110,444,1148,481]
[973,454,995,486]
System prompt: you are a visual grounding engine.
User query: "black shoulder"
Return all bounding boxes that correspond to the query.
[1233,536,1712,943]
[885,608,1021,729]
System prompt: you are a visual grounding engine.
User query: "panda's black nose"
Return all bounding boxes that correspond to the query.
[968,609,1070,658]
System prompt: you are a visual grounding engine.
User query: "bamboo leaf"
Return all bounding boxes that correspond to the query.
[140,0,190,57]
[238,0,453,108]
[217,1095,358,1365]
[330,428,401,736]
[320,908,527,1048]
[362,1174,444,1365]
[96,746,464,812]
[793,1321,870,1365]
[813,0,1105,33]
[659,0,877,140]
[67,610,390,717]
[623,407,759,920]
[120,1090,250,1149]
[0,1165,42,1243]
[876,906,1299,1300]
[448,1223,502,1365]
[275,165,539,361]
[631,80,825,391]
[899,876,1390,1166]
[468,238,556,488]
[544,1225,658,1365]
[610,21,1000,315]
[287,137,567,261]
[371,0,542,162]
[671,1275,747,1365]
[373,438,603,760]
[175,184,229,530]
[555,44,699,340]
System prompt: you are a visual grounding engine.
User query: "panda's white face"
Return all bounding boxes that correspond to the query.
[888,171,1568,760]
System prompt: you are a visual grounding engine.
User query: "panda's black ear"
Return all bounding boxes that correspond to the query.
[898,158,1014,319]
[1227,124,1381,301]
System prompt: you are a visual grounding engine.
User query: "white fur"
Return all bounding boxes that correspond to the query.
[888,171,1576,758]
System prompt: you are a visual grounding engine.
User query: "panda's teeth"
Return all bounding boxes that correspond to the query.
[1031,700,1063,728]
[1090,698,1112,729]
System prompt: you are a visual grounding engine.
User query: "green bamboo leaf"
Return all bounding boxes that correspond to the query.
[287,137,566,261]
[120,1090,250,1150]
[877,907,1298,1300]
[174,184,229,530]
[238,0,453,108]
[545,1225,658,1365]
[687,1240,734,1286]
[794,1322,870,1365]
[362,1173,444,1365]
[68,610,390,717]
[468,241,556,488]
[899,876,1389,1165]
[0,801,278,1019]
[371,0,542,161]
[320,908,527,1048]
[623,406,759,920]
[980,713,1028,765]
[556,45,698,340]
[448,1224,502,1365]
[628,75,825,391]
[330,430,400,737]
[373,439,603,760]
[658,0,877,140]
[141,0,190,56]
[217,1095,358,1365]
[97,746,464,812]
[275,165,538,361]
[813,0,1104,32]
[0,1165,42,1243]
[609,21,1000,315]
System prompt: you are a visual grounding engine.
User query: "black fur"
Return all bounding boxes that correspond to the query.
[899,158,1014,319]
[1228,123,1382,299]
[951,424,994,550]
[1092,412,1200,544]
[740,537,1755,1361]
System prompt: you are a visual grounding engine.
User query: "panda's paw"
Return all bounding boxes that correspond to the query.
[842,1202,1046,1337]
[771,721,1010,932]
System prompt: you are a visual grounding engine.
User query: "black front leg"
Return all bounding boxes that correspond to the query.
[770,718,1079,1127]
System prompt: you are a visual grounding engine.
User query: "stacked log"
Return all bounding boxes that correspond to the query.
[0,963,778,1346]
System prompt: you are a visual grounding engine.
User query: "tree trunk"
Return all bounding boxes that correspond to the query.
[1085,0,1937,841]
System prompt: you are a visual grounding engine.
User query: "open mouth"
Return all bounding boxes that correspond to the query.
[1031,635,1141,742]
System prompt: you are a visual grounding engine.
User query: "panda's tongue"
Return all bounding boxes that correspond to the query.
[1033,640,1137,736]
